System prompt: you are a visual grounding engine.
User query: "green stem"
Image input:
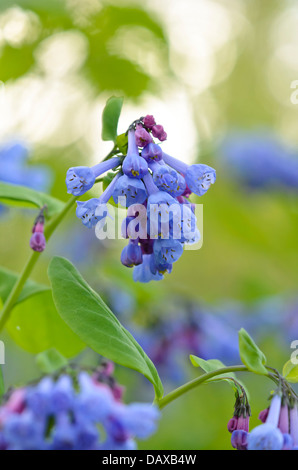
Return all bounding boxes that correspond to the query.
[155,365,279,410]
[0,196,77,332]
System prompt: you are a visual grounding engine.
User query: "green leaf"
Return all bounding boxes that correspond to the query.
[0,182,64,217]
[48,256,164,399]
[6,290,85,358]
[116,133,128,154]
[36,348,68,374]
[282,360,298,383]
[0,266,48,306]
[238,328,268,375]
[101,96,123,142]
[190,356,245,393]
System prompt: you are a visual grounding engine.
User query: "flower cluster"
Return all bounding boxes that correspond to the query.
[0,363,159,450]
[66,115,216,282]
[29,206,46,252]
[229,388,298,451]
[228,389,251,451]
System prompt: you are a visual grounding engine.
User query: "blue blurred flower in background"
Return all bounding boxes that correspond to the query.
[0,367,159,450]
[105,289,298,387]
[0,140,53,215]
[220,131,298,191]
[0,140,52,191]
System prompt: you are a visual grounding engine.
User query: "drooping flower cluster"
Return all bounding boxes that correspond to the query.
[228,389,251,451]
[29,206,46,252]
[66,115,216,282]
[0,363,159,450]
[229,388,298,451]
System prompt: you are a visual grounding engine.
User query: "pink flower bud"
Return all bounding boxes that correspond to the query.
[33,222,44,233]
[143,115,156,129]
[152,125,167,141]
[135,125,152,148]
[237,415,250,432]
[159,131,167,141]
[30,232,46,252]
[259,408,269,423]
[227,416,238,433]
[6,389,26,413]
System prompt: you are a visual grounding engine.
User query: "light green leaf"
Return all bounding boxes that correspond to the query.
[6,290,85,358]
[0,182,64,217]
[190,356,247,394]
[238,328,268,375]
[116,133,128,154]
[48,256,164,399]
[282,360,298,383]
[36,348,68,374]
[101,96,124,142]
[0,266,48,306]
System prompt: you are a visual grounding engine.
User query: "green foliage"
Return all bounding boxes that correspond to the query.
[5,290,85,357]
[101,96,123,143]
[0,182,64,217]
[0,266,48,305]
[0,45,35,81]
[190,356,247,394]
[282,360,298,383]
[238,328,268,375]
[0,2,169,98]
[116,133,128,154]
[48,256,164,399]
[36,348,68,374]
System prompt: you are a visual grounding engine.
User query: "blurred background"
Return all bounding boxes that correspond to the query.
[0,0,298,449]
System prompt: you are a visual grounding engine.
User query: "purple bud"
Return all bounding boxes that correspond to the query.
[121,241,143,267]
[33,222,44,233]
[227,417,238,433]
[143,115,156,129]
[259,408,269,423]
[135,125,152,148]
[152,125,167,141]
[30,232,46,252]
[278,405,289,434]
[237,415,250,433]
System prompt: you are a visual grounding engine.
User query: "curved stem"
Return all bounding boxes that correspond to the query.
[0,196,77,332]
[155,365,279,410]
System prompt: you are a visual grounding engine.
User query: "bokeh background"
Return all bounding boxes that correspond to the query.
[0,0,298,449]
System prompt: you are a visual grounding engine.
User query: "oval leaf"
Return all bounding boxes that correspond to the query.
[238,328,268,375]
[101,96,124,142]
[282,360,298,383]
[48,256,164,399]
[6,290,85,358]
[0,182,64,217]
